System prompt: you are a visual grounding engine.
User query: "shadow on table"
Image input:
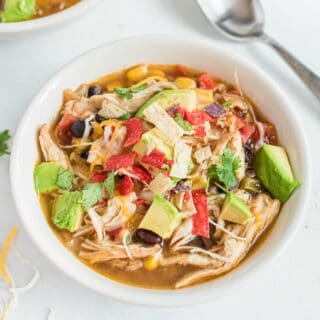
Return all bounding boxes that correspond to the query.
[164,0,226,40]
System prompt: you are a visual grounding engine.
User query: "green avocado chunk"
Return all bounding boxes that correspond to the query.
[1,0,35,22]
[34,162,74,193]
[220,191,252,225]
[52,191,83,232]
[139,194,182,239]
[254,144,300,202]
[135,89,197,118]
[34,162,61,193]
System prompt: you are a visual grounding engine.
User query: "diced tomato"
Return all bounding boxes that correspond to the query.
[132,165,152,184]
[97,197,107,205]
[134,198,145,205]
[166,159,174,166]
[105,152,137,171]
[118,176,134,196]
[195,126,206,138]
[108,227,124,242]
[251,122,277,144]
[164,170,170,177]
[123,118,143,147]
[239,122,255,144]
[191,189,209,238]
[175,65,188,76]
[57,114,76,144]
[184,110,213,125]
[91,171,107,183]
[198,73,216,90]
[141,149,166,169]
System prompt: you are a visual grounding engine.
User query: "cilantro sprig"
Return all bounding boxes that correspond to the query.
[0,130,11,156]
[81,172,115,210]
[174,113,193,131]
[207,148,240,188]
[104,171,115,198]
[81,183,104,210]
[115,83,147,100]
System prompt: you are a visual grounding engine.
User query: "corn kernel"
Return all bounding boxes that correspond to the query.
[148,69,166,78]
[91,121,103,140]
[195,88,214,107]
[144,255,160,271]
[106,80,123,92]
[126,65,148,83]
[175,77,196,89]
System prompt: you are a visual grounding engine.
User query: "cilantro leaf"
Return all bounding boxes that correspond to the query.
[0,130,11,156]
[174,113,193,131]
[117,112,131,120]
[223,100,233,108]
[81,183,104,210]
[115,83,147,100]
[104,171,115,198]
[56,168,74,190]
[207,148,240,188]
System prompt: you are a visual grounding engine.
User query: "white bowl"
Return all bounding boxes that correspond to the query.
[0,0,101,39]
[10,35,311,306]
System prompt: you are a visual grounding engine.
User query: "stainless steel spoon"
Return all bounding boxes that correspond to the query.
[197,0,320,100]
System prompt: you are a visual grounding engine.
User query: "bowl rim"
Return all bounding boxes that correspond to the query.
[10,34,311,306]
[0,0,101,34]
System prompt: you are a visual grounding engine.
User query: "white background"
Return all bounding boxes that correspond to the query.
[0,0,319,319]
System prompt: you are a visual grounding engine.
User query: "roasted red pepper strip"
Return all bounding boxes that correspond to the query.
[123,118,143,147]
[191,189,209,238]
[141,149,166,169]
[57,114,76,144]
[198,73,216,89]
[184,110,213,125]
[105,152,137,171]
[132,165,152,184]
[118,176,134,195]
[91,171,107,183]
[195,126,206,138]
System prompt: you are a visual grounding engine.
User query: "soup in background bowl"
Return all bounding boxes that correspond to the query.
[0,0,81,22]
[10,36,310,306]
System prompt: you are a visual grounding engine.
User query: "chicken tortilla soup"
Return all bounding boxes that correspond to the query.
[33,64,300,289]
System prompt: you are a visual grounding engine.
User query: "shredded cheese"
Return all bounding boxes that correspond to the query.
[0,227,18,285]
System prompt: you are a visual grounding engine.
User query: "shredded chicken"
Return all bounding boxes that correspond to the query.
[79,239,160,263]
[39,125,69,169]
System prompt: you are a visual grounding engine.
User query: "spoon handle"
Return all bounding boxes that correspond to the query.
[262,34,320,101]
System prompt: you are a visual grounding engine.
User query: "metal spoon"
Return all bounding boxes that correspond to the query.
[197,0,320,100]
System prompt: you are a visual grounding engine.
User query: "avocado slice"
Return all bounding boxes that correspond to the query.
[1,0,35,22]
[135,89,197,118]
[138,194,182,239]
[34,162,61,193]
[220,191,252,224]
[52,191,83,232]
[254,144,300,202]
[34,162,74,193]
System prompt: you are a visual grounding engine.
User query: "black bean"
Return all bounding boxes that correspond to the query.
[134,229,163,245]
[80,149,89,160]
[70,120,85,138]
[87,85,102,97]
[95,114,106,123]
[244,139,255,166]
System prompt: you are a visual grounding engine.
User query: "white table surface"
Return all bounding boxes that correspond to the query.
[0,0,319,319]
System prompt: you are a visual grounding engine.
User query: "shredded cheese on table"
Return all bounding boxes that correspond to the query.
[0,227,18,285]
